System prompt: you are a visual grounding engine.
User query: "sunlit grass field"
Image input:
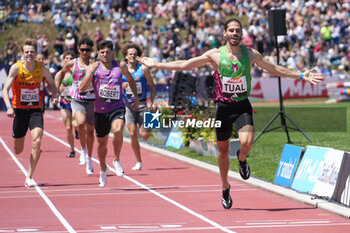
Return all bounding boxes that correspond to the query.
[148,101,349,183]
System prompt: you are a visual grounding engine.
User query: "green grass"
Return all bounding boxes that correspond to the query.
[145,101,350,183]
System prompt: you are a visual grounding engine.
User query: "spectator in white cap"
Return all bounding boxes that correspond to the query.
[65,33,75,51]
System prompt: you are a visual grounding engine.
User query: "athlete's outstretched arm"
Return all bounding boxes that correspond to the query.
[252,49,324,84]
[80,61,99,92]
[137,49,217,71]
[2,64,18,118]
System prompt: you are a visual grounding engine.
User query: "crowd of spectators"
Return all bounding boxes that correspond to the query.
[0,0,349,83]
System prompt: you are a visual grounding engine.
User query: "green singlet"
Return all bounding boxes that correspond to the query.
[217,45,251,102]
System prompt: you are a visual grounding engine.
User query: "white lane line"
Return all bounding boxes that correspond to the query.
[122,174,236,233]
[44,131,237,233]
[229,222,350,230]
[16,229,39,232]
[289,221,331,224]
[0,137,76,233]
[100,226,117,230]
[0,188,256,199]
[0,183,245,194]
[44,131,81,153]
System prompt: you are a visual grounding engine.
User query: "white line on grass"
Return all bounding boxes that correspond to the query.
[44,131,237,233]
[0,136,76,233]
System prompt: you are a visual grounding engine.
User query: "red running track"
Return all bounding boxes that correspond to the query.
[0,110,349,233]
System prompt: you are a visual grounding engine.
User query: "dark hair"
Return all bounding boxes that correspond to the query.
[78,37,93,48]
[224,18,242,31]
[97,40,113,51]
[63,50,76,58]
[121,42,143,57]
[21,38,37,52]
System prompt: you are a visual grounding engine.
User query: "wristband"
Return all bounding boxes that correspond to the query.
[91,71,95,76]
[6,105,13,110]
[300,73,304,80]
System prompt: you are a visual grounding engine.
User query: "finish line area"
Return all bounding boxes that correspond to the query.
[0,110,349,233]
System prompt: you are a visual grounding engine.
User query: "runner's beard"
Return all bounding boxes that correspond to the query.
[229,36,242,46]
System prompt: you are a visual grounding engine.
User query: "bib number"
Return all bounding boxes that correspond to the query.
[222,76,247,99]
[20,88,39,106]
[99,84,120,102]
[125,81,142,97]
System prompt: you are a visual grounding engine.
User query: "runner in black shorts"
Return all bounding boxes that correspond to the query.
[215,99,254,141]
[2,38,58,187]
[80,40,139,187]
[95,108,126,138]
[13,109,43,138]
[138,18,323,209]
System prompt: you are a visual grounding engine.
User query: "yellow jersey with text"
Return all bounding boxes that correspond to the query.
[11,61,43,109]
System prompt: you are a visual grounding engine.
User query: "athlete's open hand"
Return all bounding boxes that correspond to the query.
[136,57,157,68]
[303,68,324,85]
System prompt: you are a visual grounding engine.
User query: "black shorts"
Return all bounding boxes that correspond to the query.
[215,99,254,141]
[13,108,43,138]
[94,108,126,138]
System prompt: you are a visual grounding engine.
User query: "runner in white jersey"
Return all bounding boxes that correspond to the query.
[56,38,95,175]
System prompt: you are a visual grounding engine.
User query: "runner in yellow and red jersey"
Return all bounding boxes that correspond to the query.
[2,38,58,187]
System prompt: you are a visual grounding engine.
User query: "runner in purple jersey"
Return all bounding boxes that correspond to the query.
[80,40,139,187]
[92,59,125,113]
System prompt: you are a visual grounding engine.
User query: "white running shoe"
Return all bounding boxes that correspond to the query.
[132,162,142,171]
[113,160,124,176]
[79,147,87,165]
[99,166,109,188]
[86,156,93,175]
[25,177,35,187]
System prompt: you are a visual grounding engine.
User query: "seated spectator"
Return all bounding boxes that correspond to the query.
[5,36,18,65]
[18,4,44,24]
[94,26,104,44]
[0,6,5,31]
[66,11,79,33]
[54,32,65,55]
[65,33,75,51]
[52,10,66,32]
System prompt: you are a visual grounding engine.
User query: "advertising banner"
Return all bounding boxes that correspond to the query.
[332,152,350,206]
[250,77,338,100]
[291,146,330,194]
[164,121,183,149]
[0,64,11,110]
[274,144,303,187]
[312,149,344,198]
